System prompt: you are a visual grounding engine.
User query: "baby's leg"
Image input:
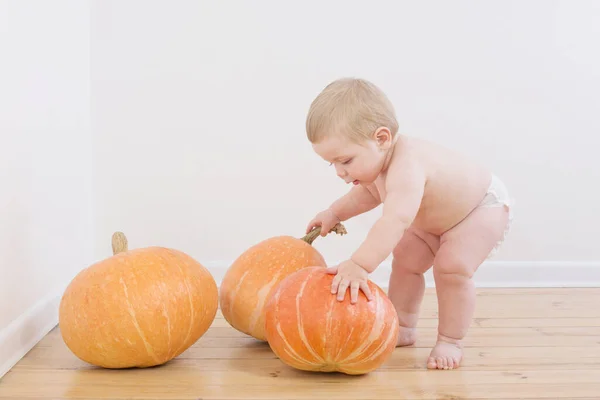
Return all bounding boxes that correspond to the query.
[389,227,439,346]
[427,205,509,370]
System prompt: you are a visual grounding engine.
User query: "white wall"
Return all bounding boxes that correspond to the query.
[0,0,598,379]
[0,0,93,377]
[91,0,599,276]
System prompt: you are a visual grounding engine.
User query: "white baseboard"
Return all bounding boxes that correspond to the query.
[0,290,62,379]
[207,260,600,288]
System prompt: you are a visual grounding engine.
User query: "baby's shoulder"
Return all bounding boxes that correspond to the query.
[388,135,490,193]
[392,135,465,173]
[396,135,445,157]
[388,136,428,173]
[383,138,428,188]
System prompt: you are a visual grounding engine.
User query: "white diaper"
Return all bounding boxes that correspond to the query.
[478,174,514,259]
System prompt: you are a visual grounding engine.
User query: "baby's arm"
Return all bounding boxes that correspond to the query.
[350,162,426,273]
[329,184,381,222]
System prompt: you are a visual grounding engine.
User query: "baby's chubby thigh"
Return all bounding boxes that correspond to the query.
[391,226,440,273]
[388,226,439,306]
[435,204,510,278]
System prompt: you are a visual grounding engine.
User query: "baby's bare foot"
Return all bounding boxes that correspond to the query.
[395,326,417,347]
[427,335,463,370]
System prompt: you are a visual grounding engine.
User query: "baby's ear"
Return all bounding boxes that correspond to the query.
[373,126,392,148]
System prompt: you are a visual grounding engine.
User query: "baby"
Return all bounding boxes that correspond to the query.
[305,78,512,370]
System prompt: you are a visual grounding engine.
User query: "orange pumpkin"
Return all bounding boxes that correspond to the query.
[58,232,218,368]
[219,224,346,341]
[264,266,399,375]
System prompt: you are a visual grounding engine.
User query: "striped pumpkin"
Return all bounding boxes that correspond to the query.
[264,266,399,375]
[219,224,346,341]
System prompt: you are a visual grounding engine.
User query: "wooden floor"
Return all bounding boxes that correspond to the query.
[1,288,600,399]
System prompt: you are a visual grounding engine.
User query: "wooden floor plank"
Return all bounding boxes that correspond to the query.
[11,348,600,372]
[1,288,599,399]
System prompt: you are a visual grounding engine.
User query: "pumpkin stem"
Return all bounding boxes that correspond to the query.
[301,223,347,245]
[111,231,128,254]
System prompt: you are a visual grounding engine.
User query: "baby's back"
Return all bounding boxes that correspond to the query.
[391,136,492,235]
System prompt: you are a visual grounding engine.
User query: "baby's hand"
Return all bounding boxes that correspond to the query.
[306,208,340,237]
[326,259,374,304]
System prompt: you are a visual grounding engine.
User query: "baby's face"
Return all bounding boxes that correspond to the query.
[312,130,391,186]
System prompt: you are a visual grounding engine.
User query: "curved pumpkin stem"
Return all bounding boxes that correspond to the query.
[301,223,347,245]
[111,231,128,254]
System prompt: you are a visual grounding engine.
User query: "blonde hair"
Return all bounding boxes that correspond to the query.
[306,77,398,143]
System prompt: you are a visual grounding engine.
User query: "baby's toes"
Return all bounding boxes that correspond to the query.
[426,357,438,369]
[446,357,456,369]
[437,357,448,370]
[452,356,462,369]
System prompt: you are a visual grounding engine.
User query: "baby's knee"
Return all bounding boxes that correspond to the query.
[392,259,415,276]
[433,253,475,280]
[392,256,432,275]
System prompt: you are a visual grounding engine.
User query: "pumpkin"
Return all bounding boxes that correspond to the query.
[58,232,218,369]
[219,224,346,341]
[264,266,399,375]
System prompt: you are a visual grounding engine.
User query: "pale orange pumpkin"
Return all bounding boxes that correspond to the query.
[219,224,346,341]
[58,232,218,369]
[264,266,399,375]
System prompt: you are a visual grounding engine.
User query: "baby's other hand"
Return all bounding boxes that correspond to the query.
[326,259,373,304]
[306,208,340,236]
